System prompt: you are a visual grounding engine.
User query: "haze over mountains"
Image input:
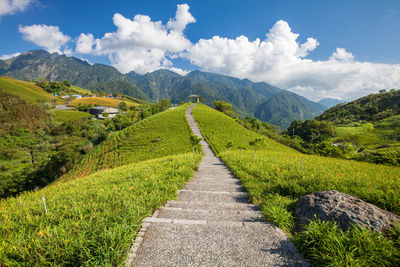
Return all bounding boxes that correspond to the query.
[0,50,336,128]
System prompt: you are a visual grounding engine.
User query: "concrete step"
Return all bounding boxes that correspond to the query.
[132,223,307,267]
[177,190,250,203]
[166,200,259,211]
[184,182,245,192]
[195,171,233,177]
[157,207,264,222]
[189,177,241,184]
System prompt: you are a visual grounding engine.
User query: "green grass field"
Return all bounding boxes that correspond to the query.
[68,97,139,108]
[69,85,92,95]
[0,153,202,266]
[0,76,64,105]
[193,103,400,266]
[192,104,296,154]
[60,104,194,182]
[52,110,93,122]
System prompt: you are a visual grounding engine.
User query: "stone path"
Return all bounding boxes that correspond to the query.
[128,104,307,266]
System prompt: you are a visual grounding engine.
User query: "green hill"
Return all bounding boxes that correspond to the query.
[0,50,148,100]
[192,104,400,266]
[0,89,51,135]
[315,89,400,165]
[0,76,63,104]
[316,89,400,125]
[192,103,296,154]
[60,104,194,181]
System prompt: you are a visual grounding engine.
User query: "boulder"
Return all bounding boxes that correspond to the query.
[295,190,400,231]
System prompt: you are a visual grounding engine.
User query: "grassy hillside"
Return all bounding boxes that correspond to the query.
[192,104,400,266]
[0,89,50,134]
[52,110,93,122]
[315,90,400,165]
[317,89,400,125]
[192,103,296,154]
[61,104,194,181]
[68,97,139,108]
[69,85,92,95]
[0,153,202,265]
[0,76,63,104]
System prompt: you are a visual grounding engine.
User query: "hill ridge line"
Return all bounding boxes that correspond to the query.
[127,104,307,266]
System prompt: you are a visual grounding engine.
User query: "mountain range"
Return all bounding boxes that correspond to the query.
[0,50,333,129]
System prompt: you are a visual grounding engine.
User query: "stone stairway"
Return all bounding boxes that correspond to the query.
[128,104,307,266]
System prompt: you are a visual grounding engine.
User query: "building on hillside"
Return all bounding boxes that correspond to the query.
[72,94,82,98]
[89,106,119,119]
[189,94,200,103]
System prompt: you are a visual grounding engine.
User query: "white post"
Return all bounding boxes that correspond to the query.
[42,196,48,213]
[19,196,22,206]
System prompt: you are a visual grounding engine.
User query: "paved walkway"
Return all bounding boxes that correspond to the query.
[129,104,307,266]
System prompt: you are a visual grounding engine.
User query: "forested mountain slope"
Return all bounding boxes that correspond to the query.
[1,50,327,128]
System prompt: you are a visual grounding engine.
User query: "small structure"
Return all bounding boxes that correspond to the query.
[189,94,200,103]
[72,94,82,98]
[89,106,119,119]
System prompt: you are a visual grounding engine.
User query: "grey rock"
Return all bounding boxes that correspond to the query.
[295,190,400,231]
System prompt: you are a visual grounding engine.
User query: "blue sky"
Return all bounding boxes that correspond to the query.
[1,0,399,101]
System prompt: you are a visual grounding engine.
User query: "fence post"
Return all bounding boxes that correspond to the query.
[42,196,48,213]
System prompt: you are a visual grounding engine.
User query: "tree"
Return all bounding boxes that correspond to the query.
[249,137,266,159]
[63,80,71,88]
[157,99,172,112]
[288,119,335,143]
[213,101,237,119]
[119,101,128,111]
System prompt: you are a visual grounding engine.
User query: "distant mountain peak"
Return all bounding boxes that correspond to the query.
[317,98,344,109]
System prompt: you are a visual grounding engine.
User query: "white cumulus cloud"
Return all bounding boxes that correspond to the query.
[0,52,20,60]
[19,24,71,53]
[76,4,195,74]
[183,19,400,101]
[0,0,32,16]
